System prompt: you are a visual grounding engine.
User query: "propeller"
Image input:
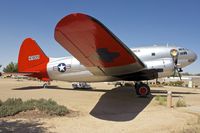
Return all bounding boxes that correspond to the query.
[170,49,182,80]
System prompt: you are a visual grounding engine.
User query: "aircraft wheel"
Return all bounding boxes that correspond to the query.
[72,83,78,89]
[43,83,47,88]
[115,82,123,87]
[135,83,150,97]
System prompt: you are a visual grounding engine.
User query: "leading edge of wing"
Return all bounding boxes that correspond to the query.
[54,13,145,76]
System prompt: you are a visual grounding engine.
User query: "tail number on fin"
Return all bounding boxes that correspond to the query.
[28,55,40,61]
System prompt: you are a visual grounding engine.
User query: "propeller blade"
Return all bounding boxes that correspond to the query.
[177,68,182,80]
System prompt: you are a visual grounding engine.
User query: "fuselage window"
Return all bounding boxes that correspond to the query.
[180,51,187,55]
[152,53,156,56]
[133,49,140,52]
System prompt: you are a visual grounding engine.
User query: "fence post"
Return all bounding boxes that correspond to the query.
[167,91,172,108]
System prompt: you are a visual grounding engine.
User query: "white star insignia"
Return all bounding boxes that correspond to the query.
[58,63,66,72]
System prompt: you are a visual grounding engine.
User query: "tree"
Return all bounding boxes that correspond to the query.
[3,62,18,73]
[195,73,200,76]
[0,65,2,76]
[182,72,191,76]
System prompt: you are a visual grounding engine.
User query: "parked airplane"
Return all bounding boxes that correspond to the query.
[18,13,197,96]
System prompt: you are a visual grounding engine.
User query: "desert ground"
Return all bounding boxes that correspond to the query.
[0,78,200,133]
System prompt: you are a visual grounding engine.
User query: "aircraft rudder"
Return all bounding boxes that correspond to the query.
[18,38,49,73]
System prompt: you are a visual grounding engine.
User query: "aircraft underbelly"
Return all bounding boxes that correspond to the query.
[47,59,118,82]
[48,70,118,82]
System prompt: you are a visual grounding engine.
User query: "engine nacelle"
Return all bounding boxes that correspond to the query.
[144,58,174,78]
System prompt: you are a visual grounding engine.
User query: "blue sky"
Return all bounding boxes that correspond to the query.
[0,0,199,73]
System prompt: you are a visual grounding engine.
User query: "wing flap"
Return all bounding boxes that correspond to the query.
[55,13,145,76]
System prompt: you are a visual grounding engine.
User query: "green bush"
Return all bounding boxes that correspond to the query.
[54,105,69,116]
[124,82,134,87]
[155,95,161,101]
[168,81,184,87]
[176,98,187,107]
[155,95,167,105]
[23,99,38,107]
[41,99,68,116]
[0,99,2,106]
[22,99,37,111]
[3,98,23,106]
[159,97,167,105]
[0,98,24,117]
[0,98,69,117]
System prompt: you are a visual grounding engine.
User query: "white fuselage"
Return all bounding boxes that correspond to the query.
[47,46,197,82]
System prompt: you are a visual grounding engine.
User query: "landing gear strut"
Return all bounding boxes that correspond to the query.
[135,82,150,97]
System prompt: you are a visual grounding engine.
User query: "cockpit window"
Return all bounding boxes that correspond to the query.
[178,48,185,51]
[180,51,187,55]
[178,47,188,55]
[178,48,189,51]
[152,53,155,56]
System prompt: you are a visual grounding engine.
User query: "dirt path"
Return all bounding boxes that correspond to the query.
[0,78,200,133]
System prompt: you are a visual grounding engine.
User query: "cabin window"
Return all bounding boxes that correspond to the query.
[180,51,187,55]
[151,53,155,56]
[133,49,140,52]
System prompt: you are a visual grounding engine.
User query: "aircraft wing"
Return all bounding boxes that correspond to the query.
[55,13,145,76]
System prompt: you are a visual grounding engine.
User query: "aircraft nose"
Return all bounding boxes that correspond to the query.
[194,52,197,61]
[189,50,197,63]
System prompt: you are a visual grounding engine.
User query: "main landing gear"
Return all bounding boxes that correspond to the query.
[134,82,150,97]
[72,82,91,89]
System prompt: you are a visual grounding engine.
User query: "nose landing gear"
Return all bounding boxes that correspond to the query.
[135,82,150,97]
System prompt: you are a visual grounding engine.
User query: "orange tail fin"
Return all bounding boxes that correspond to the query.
[18,38,49,81]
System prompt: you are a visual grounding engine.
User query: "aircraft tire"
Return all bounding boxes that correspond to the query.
[72,84,78,89]
[43,83,48,88]
[135,83,150,97]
